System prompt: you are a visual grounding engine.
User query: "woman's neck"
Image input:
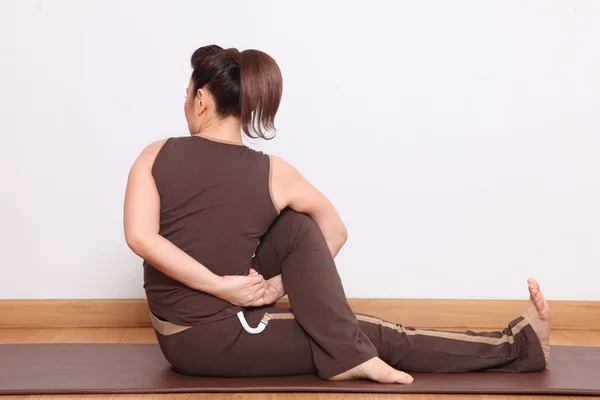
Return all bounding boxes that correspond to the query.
[194,118,244,145]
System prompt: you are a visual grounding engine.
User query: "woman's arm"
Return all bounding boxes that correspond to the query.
[243,154,345,305]
[269,155,348,258]
[124,140,267,306]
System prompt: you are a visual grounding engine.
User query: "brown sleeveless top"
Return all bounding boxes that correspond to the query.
[143,135,279,326]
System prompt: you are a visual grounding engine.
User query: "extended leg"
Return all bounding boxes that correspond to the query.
[356,313,546,373]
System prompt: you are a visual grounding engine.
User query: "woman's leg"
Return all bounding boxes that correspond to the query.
[251,208,380,379]
[152,306,317,377]
[356,311,546,373]
[251,208,548,376]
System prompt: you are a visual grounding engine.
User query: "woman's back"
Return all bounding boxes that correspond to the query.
[143,135,278,325]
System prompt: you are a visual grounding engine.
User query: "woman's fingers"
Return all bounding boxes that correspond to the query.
[219,274,269,307]
[255,286,266,299]
[250,297,265,307]
[249,274,264,285]
[248,287,266,307]
[240,281,267,307]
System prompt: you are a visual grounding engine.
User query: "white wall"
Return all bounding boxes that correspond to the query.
[1,0,598,301]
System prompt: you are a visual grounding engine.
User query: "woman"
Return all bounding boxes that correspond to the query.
[124,45,551,384]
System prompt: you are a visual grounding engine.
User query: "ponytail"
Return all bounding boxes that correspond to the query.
[239,50,283,139]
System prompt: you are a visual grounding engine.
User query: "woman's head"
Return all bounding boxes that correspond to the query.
[184,45,282,139]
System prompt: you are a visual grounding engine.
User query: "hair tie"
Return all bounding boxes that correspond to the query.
[226,48,241,67]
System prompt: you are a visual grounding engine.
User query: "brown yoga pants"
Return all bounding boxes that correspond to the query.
[151,208,546,379]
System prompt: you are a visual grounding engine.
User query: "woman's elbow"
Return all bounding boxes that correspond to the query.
[337,225,348,244]
[341,229,348,244]
[125,232,149,256]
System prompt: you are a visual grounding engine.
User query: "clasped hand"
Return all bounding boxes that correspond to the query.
[217,268,281,307]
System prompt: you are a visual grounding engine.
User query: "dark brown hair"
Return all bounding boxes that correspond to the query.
[190,45,282,140]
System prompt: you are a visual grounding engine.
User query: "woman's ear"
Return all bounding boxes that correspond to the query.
[196,89,205,115]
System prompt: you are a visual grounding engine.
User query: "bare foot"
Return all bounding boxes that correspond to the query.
[328,357,414,384]
[523,278,551,365]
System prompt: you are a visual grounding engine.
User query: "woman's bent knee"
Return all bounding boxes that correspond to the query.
[278,208,319,232]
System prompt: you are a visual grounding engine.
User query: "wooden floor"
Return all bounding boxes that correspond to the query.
[1,327,599,400]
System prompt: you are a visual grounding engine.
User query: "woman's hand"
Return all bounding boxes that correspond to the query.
[264,273,285,305]
[248,268,285,305]
[261,279,282,305]
[215,272,267,307]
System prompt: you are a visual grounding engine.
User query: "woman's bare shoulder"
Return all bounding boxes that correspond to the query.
[268,154,301,181]
[134,138,170,169]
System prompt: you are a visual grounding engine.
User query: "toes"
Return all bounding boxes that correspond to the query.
[528,278,539,286]
[528,279,540,292]
[392,371,414,384]
[536,299,545,311]
[402,372,414,384]
[534,289,545,303]
[530,285,539,294]
[528,280,544,302]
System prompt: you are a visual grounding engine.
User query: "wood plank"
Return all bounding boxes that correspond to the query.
[0,298,598,330]
[1,328,599,346]
[0,299,150,329]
